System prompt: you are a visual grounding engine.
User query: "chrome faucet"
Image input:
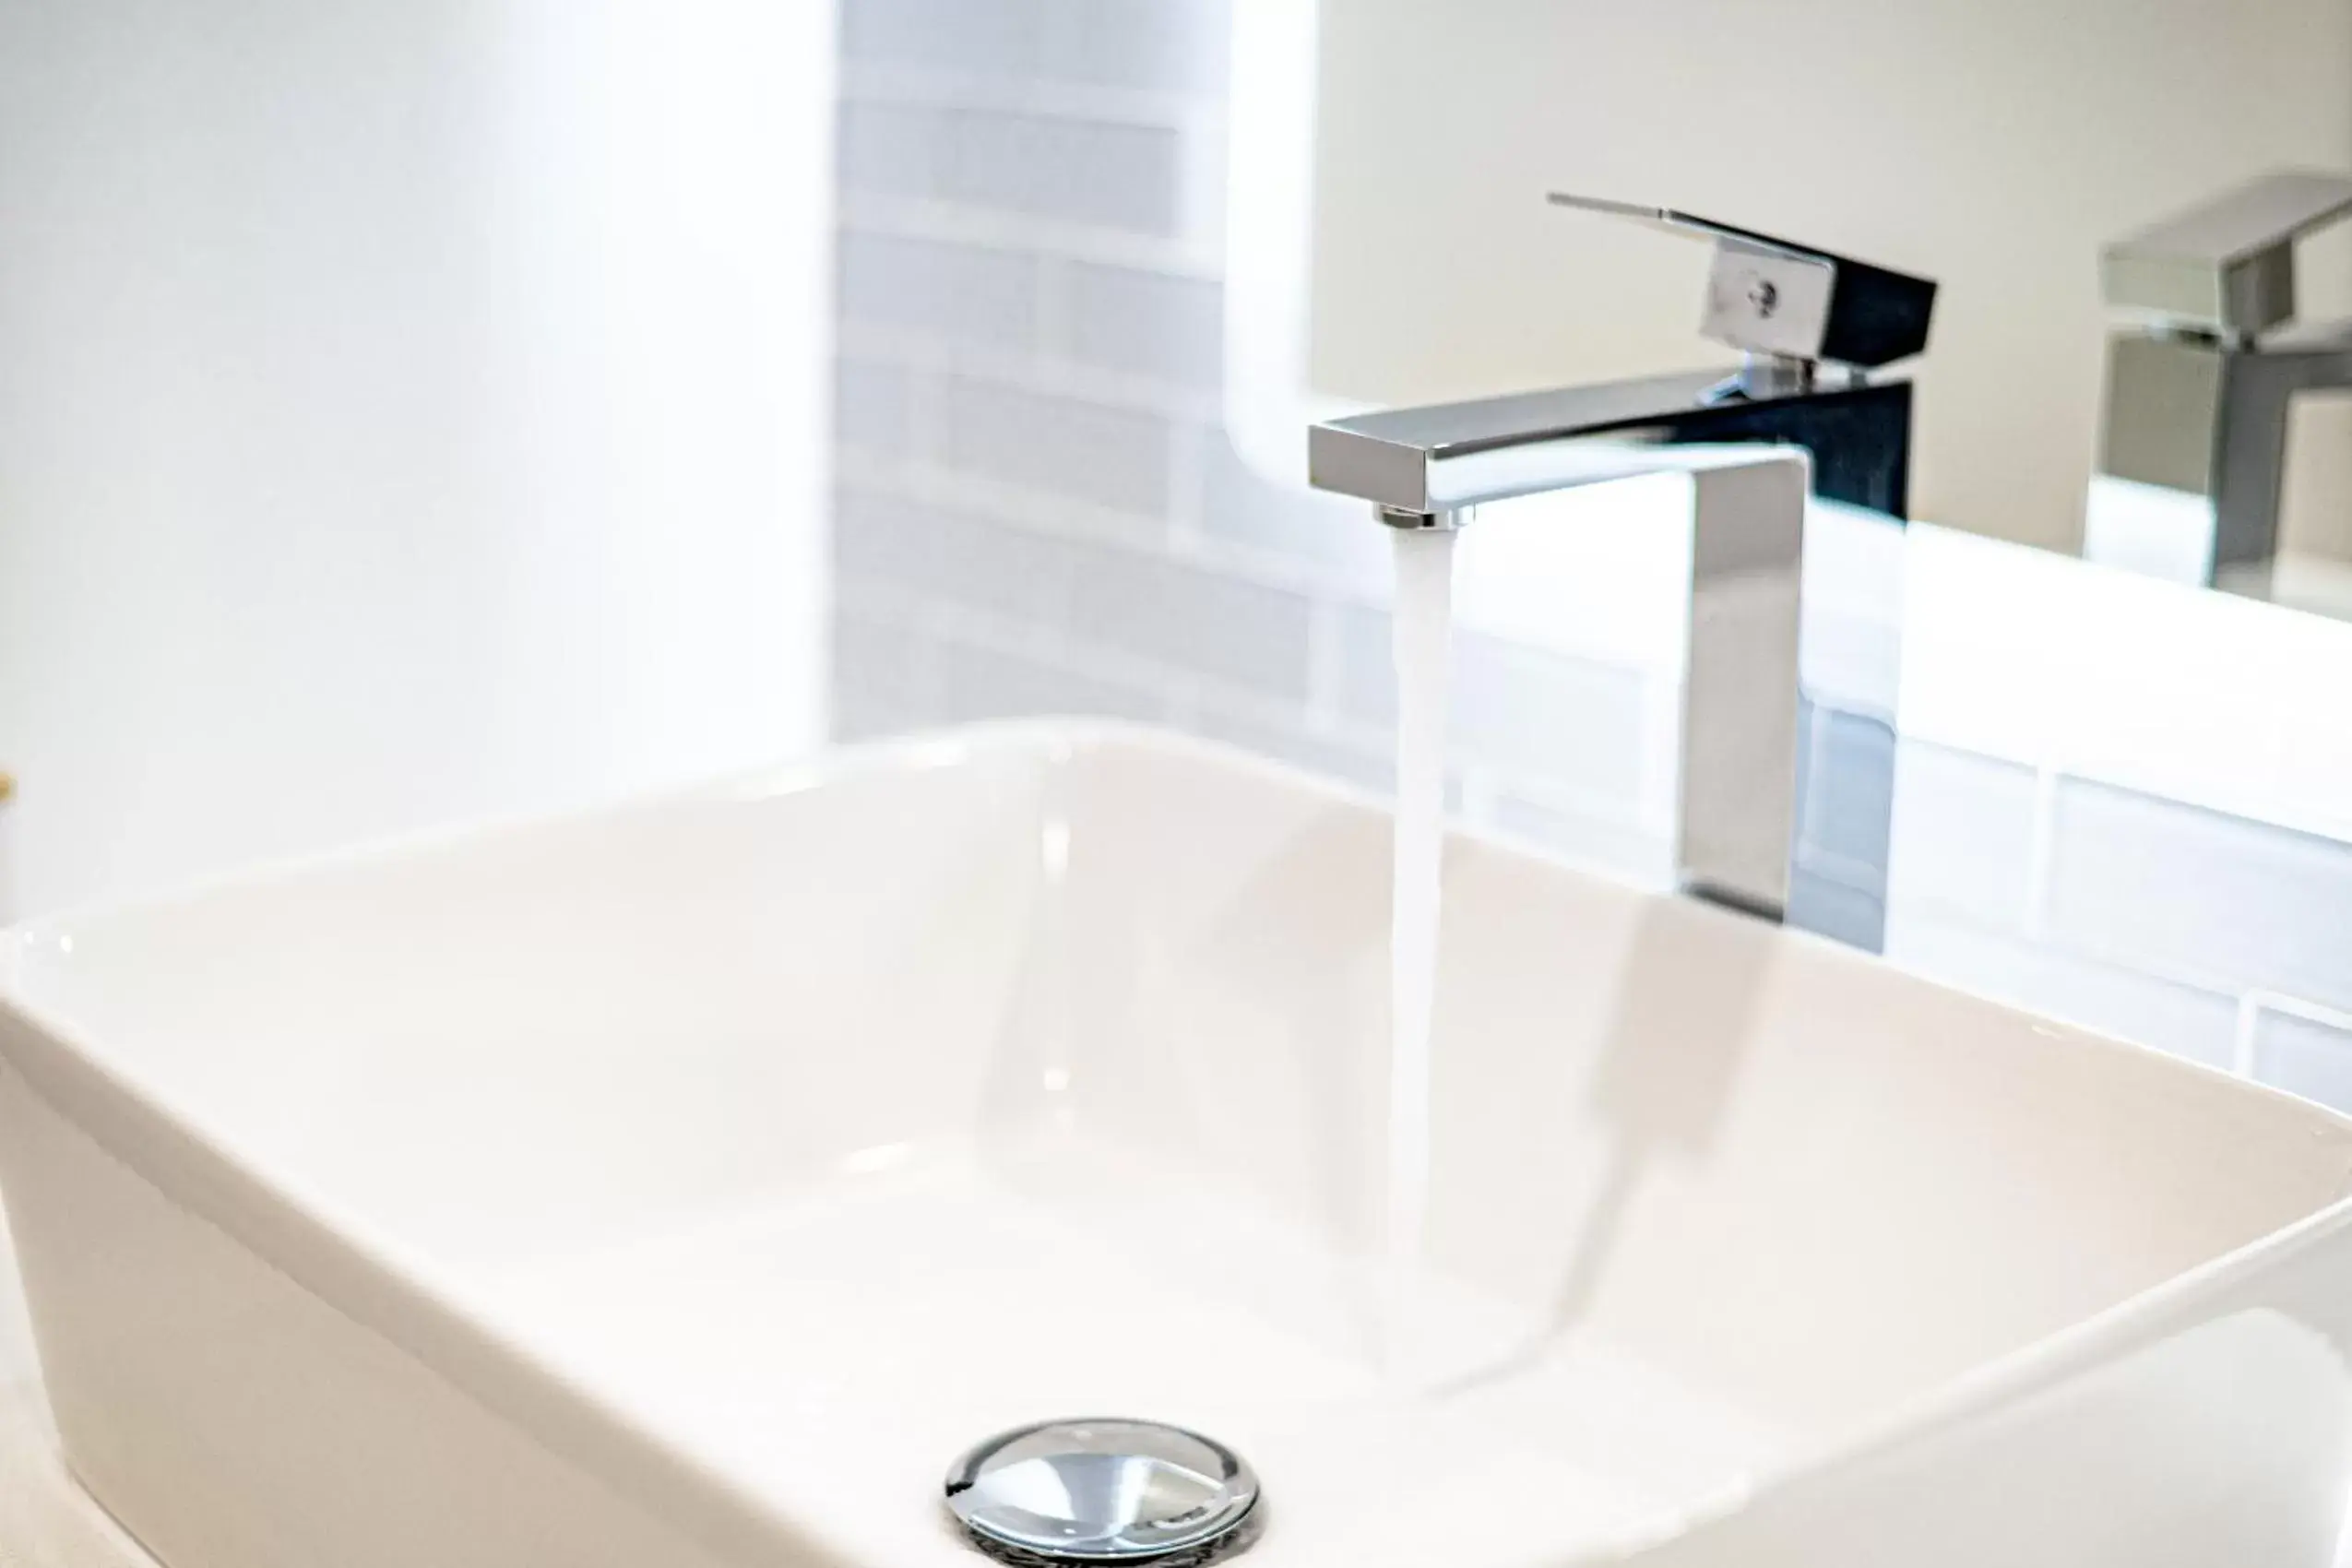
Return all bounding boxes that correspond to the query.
[1307,196,1936,949]
[2096,171,2352,594]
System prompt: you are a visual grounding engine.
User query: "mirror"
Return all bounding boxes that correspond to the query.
[1227,0,2352,610]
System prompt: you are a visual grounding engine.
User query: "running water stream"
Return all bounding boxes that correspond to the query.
[1383,526,1456,1376]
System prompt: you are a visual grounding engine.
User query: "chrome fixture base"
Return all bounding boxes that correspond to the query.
[944,1419,1263,1566]
[1376,505,1465,531]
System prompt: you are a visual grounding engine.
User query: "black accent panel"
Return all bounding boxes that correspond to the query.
[1660,379,1915,518]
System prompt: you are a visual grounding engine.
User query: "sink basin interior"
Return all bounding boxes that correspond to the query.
[8,722,2351,1567]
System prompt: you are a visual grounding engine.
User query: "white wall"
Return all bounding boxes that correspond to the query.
[0,0,833,921]
[1300,0,2352,556]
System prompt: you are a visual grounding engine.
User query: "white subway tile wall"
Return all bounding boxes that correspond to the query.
[1881,916,2244,1073]
[1883,743,2041,932]
[826,0,2352,1111]
[2251,1004,2352,1109]
[2043,780,2352,1015]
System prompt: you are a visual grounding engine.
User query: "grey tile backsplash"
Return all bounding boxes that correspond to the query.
[837,232,1040,350]
[838,101,1185,234]
[934,377,1175,518]
[1063,262,1225,387]
[826,0,2352,1111]
[1883,742,2040,932]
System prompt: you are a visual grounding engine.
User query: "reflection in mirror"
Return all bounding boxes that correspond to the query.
[2089,172,2352,613]
[1227,0,2352,607]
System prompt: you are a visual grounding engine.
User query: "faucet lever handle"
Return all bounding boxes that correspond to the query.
[1547,192,1936,372]
[2102,170,2352,340]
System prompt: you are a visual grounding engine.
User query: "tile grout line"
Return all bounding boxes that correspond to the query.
[837,323,1226,422]
[838,195,1226,279]
[2249,992,2352,1032]
[838,64,1218,131]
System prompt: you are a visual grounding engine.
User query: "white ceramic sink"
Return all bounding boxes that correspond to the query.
[6,720,2352,1568]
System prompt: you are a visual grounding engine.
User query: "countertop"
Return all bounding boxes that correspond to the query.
[0,1217,154,1568]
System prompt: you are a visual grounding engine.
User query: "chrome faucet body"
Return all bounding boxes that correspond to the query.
[1309,197,1935,948]
[2098,171,2352,593]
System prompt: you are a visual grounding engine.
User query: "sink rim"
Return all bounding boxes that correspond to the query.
[5,716,2350,1565]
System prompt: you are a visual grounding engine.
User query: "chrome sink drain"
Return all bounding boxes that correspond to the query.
[944,1418,1262,1565]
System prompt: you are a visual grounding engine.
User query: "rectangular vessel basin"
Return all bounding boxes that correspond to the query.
[5,720,2352,1568]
